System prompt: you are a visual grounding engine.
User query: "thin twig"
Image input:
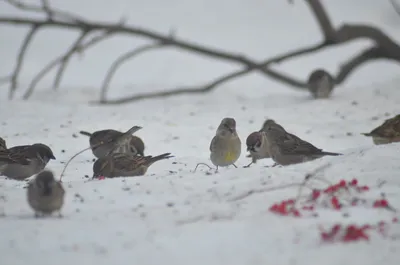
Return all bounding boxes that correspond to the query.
[293,163,332,208]
[389,0,400,17]
[228,182,307,202]
[59,146,92,182]
[100,42,167,101]
[53,30,89,90]
[9,25,38,99]
[4,0,84,22]
[23,30,115,99]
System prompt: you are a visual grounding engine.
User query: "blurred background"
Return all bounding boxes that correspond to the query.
[0,0,400,103]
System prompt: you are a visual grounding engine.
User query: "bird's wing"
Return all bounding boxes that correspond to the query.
[367,114,400,138]
[210,135,218,152]
[112,153,148,172]
[0,149,31,165]
[90,130,122,146]
[278,133,322,155]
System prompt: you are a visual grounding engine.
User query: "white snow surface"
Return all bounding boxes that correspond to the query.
[1,0,400,264]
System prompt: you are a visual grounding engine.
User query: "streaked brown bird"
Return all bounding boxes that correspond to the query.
[361,114,400,145]
[307,69,335,99]
[245,130,271,167]
[0,143,55,180]
[92,152,173,178]
[27,170,65,217]
[263,120,341,166]
[80,125,145,158]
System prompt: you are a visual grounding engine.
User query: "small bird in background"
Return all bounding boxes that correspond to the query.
[0,137,7,150]
[27,170,65,218]
[92,152,173,178]
[0,143,56,180]
[79,125,145,159]
[209,117,241,172]
[263,120,341,166]
[361,114,400,145]
[307,69,335,99]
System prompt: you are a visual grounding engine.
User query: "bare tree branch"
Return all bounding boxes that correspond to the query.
[304,0,336,40]
[389,0,400,17]
[335,46,397,84]
[4,0,84,22]
[22,30,115,99]
[9,25,39,99]
[53,30,89,90]
[0,0,399,103]
[100,42,168,101]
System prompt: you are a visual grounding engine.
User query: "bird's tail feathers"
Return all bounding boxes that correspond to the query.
[147,152,174,165]
[117,126,142,144]
[321,151,342,156]
[79,131,92,137]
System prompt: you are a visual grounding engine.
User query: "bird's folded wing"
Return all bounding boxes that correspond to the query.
[0,150,30,165]
[279,134,322,155]
[112,153,145,171]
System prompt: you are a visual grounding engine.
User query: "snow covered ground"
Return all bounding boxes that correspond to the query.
[1,0,400,264]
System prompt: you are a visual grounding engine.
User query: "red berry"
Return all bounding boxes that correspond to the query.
[312,190,321,200]
[393,217,398,223]
[331,196,341,210]
[292,209,301,217]
[349,179,358,186]
[358,186,369,192]
[285,199,295,205]
[339,180,347,187]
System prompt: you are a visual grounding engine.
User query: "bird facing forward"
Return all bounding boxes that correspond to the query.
[0,143,56,180]
[245,131,270,167]
[27,170,65,217]
[92,152,173,178]
[209,117,241,171]
[361,114,400,145]
[263,120,341,166]
[307,69,335,99]
[80,125,145,159]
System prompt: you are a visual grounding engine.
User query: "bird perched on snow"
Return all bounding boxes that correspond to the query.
[263,120,341,166]
[27,170,65,217]
[209,117,241,171]
[0,137,6,150]
[79,125,145,159]
[245,120,275,167]
[92,152,173,178]
[307,69,335,99]
[0,143,56,180]
[361,114,400,145]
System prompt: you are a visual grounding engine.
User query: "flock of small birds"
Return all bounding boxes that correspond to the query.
[0,70,399,219]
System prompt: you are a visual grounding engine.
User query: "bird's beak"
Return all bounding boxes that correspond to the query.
[50,154,56,160]
[224,124,234,133]
[247,145,254,152]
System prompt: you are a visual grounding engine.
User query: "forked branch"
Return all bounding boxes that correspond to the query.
[0,0,399,103]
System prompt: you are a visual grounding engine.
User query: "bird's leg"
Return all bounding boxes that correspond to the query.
[232,163,238,168]
[193,163,214,173]
[243,162,253,168]
[57,211,64,218]
[215,166,219,173]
